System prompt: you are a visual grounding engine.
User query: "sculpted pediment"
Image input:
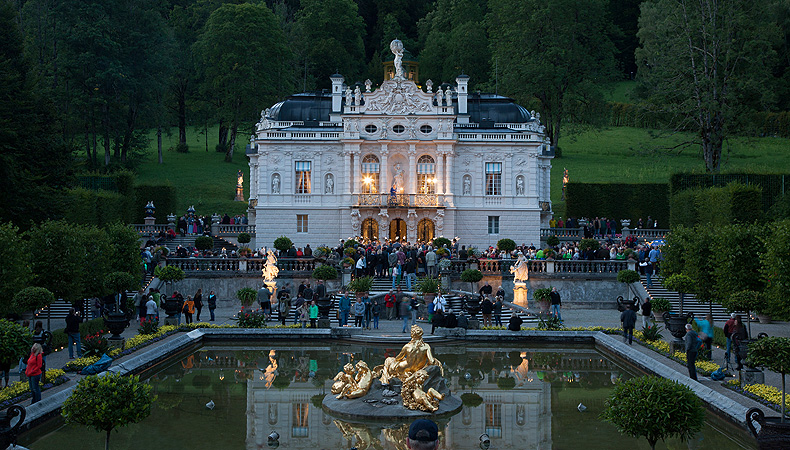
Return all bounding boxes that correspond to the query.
[363,79,434,115]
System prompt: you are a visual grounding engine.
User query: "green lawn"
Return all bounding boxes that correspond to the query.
[133,124,790,219]
[136,126,251,216]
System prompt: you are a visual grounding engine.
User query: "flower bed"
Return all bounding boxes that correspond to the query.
[724,379,790,418]
[0,369,68,408]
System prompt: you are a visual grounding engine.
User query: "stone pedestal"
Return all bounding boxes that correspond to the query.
[513,282,528,308]
[742,369,765,385]
[108,338,125,351]
[235,186,244,202]
[342,268,353,287]
[468,318,480,330]
[318,318,331,329]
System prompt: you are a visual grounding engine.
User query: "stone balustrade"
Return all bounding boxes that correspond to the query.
[449,258,633,277]
[133,223,256,238]
[166,257,321,275]
[540,227,669,242]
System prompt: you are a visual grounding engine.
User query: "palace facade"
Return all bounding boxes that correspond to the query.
[247,50,553,248]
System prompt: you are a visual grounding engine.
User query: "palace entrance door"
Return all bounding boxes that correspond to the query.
[389,219,407,242]
[417,218,435,242]
[362,218,379,242]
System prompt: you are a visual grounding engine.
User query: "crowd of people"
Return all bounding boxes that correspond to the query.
[548,216,661,235]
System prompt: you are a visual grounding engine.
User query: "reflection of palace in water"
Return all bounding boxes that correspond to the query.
[220,346,623,450]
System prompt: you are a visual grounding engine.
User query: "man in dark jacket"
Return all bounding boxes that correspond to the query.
[549,287,562,321]
[684,324,700,380]
[508,314,523,331]
[620,304,637,345]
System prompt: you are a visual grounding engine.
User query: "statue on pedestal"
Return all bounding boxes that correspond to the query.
[510,252,529,283]
[262,250,279,282]
[390,39,405,79]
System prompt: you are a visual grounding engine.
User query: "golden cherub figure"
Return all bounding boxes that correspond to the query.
[375,325,443,385]
[331,363,356,397]
[401,369,444,412]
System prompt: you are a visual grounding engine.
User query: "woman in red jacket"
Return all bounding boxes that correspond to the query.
[26,343,44,403]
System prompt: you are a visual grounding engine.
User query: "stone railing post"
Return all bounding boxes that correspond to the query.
[627,260,636,271]
[546,260,555,274]
[211,213,221,236]
[167,213,176,231]
[622,227,630,238]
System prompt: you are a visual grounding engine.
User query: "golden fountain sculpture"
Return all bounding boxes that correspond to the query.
[330,325,445,412]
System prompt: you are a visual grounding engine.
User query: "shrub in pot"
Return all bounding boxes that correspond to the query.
[236,287,257,309]
[194,236,214,251]
[237,232,251,244]
[273,236,292,253]
[497,238,516,253]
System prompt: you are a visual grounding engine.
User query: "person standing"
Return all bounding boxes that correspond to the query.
[194,289,203,322]
[385,290,396,320]
[65,308,83,359]
[354,297,365,327]
[479,281,493,297]
[207,291,217,322]
[293,293,305,325]
[257,285,272,322]
[693,313,715,358]
[620,305,637,345]
[338,290,350,326]
[410,296,419,326]
[425,248,437,278]
[278,291,290,326]
[133,289,145,326]
[400,297,411,333]
[182,296,194,324]
[493,296,504,327]
[309,300,318,328]
[299,301,310,328]
[684,323,700,380]
[372,300,381,329]
[723,313,737,364]
[644,260,654,289]
[145,296,158,323]
[640,297,653,328]
[549,287,562,321]
[732,315,748,370]
[26,344,44,404]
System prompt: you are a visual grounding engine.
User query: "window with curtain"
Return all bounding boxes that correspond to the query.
[417,155,435,194]
[485,162,502,196]
[295,161,311,194]
[297,215,308,233]
[361,154,380,194]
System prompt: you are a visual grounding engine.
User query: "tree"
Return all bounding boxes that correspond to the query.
[488,0,617,149]
[194,3,294,162]
[294,0,365,89]
[712,224,765,304]
[312,264,338,281]
[0,223,31,315]
[417,0,490,87]
[496,238,515,253]
[663,274,695,314]
[27,221,88,303]
[601,375,705,450]
[105,223,144,276]
[636,0,778,172]
[0,319,33,367]
[760,220,790,320]
[63,373,154,450]
[747,337,790,423]
[460,269,483,293]
[12,287,55,315]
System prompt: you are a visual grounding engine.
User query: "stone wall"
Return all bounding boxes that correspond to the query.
[165,275,342,305]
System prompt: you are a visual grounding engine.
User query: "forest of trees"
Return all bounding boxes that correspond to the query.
[2,0,790,224]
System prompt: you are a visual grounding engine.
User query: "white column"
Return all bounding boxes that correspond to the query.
[476,152,485,197]
[342,149,352,195]
[444,151,455,196]
[503,152,512,198]
[408,144,417,194]
[527,153,538,205]
[435,150,445,195]
[353,150,362,195]
[380,143,389,194]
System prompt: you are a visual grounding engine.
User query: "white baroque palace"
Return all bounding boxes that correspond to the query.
[247,40,553,248]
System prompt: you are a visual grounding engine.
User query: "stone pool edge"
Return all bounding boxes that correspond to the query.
[16,327,749,434]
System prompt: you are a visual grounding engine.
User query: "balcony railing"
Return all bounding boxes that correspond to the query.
[166,257,320,274]
[540,227,669,241]
[133,224,255,238]
[354,193,444,208]
[449,258,633,276]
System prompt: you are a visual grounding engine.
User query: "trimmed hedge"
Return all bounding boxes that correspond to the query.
[566,183,669,227]
[133,184,178,224]
[63,188,132,226]
[670,172,788,213]
[670,182,762,227]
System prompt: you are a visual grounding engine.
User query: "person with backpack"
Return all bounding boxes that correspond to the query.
[182,295,194,324]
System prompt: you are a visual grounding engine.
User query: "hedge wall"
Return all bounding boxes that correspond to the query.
[133,184,178,223]
[670,172,787,213]
[670,182,762,227]
[63,188,132,226]
[565,183,670,227]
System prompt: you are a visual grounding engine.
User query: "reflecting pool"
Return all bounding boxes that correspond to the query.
[22,342,756,450]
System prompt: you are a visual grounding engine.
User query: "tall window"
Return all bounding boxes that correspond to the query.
[485,162,502,196]
[417,155,436,194]
[295,161,311,194]
[297,215,308,233]
[488,216,499,234]
[361,154,380,194]
[485,404,502,438]
[291,403,309,437]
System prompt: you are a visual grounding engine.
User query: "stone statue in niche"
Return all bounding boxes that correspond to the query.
[391,163,405,193]
[325,173,334,194]
[463,175,472,195]
[516,176,525,196]
[271,174,280,194]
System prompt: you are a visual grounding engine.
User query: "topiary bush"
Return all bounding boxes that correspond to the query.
[601,375,705,450]
[344,238,359,248]
[747,336,790,422]
[497,238,516,253]
[105,271,139,295]
[154,265,185,284]
[546,235,560,247]
[194,236,214,251]
[578,238,600,253]
[312,264,338,280]
[432,237,451,249]
[617,270,640,284]
[273,236,292,252]
[237,232,251,244]
[460,269,483,293]
[12,286,55,315]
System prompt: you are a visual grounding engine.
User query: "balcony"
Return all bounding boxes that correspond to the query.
[354,193,444,208]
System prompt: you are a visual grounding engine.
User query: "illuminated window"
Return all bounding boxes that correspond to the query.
[361,154,380,194]
[417,155,436,194]
[485,162,502,196]
[485,403,502,438]
[291,403,309,437]
[295,161,311,194]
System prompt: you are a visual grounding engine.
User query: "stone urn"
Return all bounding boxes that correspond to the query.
[464,296,481,318]
[662,311,692,346]
[164,297,182,317]
[0,405,25,450]
[757,313,772,324]
[104,309,130,339]
[316,297,332,319]
[747,407,790,449]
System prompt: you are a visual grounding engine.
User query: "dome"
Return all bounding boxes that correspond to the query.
[269,92,333,122]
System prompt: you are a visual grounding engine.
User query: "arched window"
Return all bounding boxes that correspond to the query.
[361,154,380,194]
[417,155,436,194]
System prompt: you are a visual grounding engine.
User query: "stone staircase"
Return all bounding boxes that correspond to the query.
[641,275,730,322]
